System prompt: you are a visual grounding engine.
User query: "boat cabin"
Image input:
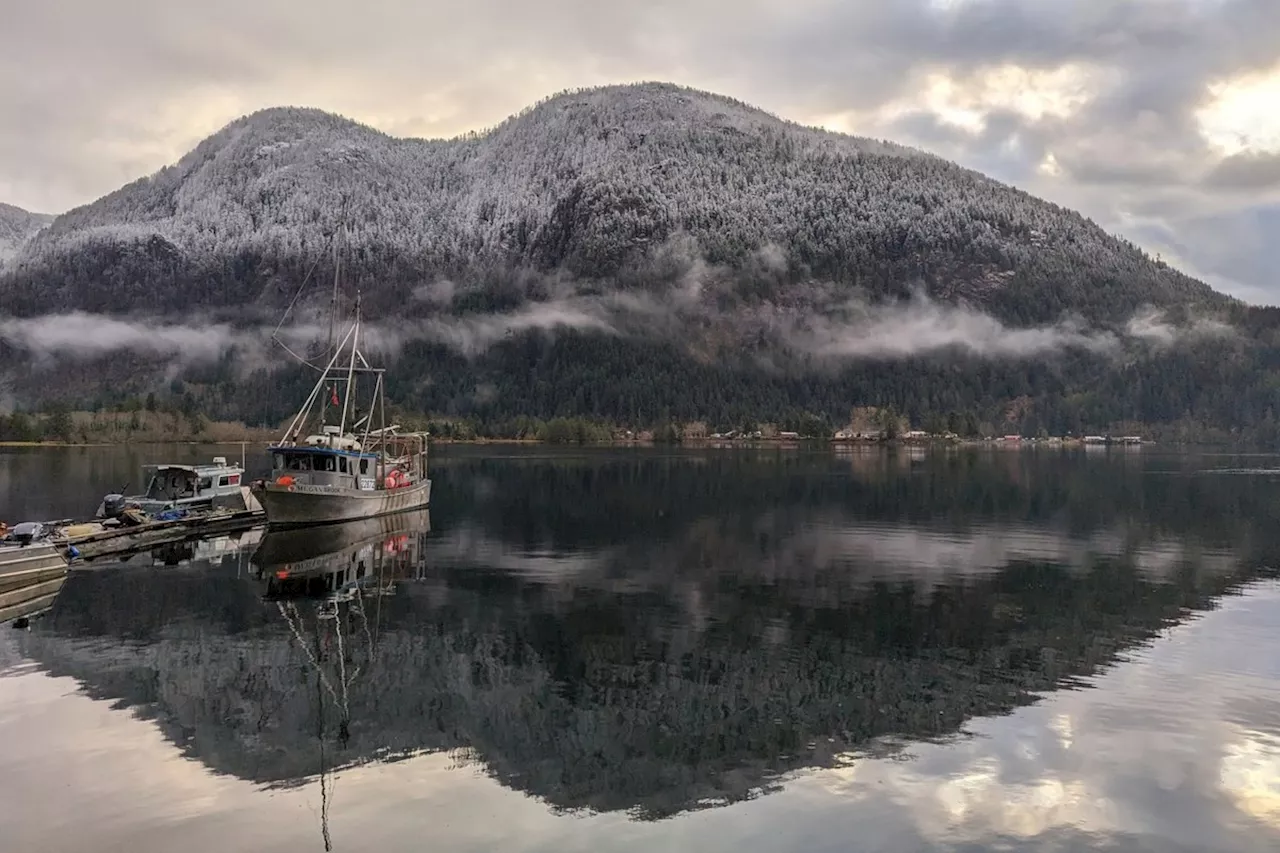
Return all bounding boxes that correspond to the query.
[142,458,243,505]
[271,447,380,491]
[271,427,382,492]
[100,457,249,518]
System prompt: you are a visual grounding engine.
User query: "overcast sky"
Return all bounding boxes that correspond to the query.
[3,0,1278,302]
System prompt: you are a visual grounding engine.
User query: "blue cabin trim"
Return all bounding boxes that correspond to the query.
[269,445,380,461]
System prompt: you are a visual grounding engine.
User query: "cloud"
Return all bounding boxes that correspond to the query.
[402,278,1243,363]
[777,293,1118,360]
[1124,306,1236,348]
[418,300,620,358]
[0,312,238,362]
[413,279,457,306]
[1203,151,1280,190]
[0,311,387,372]
[0,272,1242,377]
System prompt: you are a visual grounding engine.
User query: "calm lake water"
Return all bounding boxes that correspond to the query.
[3,443,1280,852]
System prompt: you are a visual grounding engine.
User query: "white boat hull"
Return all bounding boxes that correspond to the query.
[251,479,431,527]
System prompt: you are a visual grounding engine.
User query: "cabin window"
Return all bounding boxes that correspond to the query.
[198,477,212,492]
[359,459,369,475]
[274,453,284,469]
[339,457,349,474]
[217,475,240,487]
[286,455,312,471]
[319,455,337,473]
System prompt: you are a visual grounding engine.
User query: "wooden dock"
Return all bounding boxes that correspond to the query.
[57,508,266,562]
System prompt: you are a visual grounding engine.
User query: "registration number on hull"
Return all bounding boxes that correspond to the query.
[279,483,372,496]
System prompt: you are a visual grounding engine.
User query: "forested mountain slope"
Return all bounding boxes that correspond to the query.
[0,82,1273,440]
[0,202,52,269]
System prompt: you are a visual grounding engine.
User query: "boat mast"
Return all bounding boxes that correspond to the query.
[338,293,360,436]
[280,323,358,444]
[273,212,381,447]
[327,229,341,358]
[320,227,343,430]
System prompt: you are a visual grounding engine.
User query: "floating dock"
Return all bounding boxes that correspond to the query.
[57,509,265,562]
[52,486,266,562]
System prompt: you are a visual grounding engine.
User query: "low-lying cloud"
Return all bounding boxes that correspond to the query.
[771,296,1116,360]
[417,300,620,358]
[0,310,405,371]
[0,312,238,363]
[1124,306,1236,348]
[404,286,1235,364]
[0,285,1239,373]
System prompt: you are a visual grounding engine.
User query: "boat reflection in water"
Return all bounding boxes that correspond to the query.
[131,527,266,569]
[249,508,431,851]
[252,509,431,601]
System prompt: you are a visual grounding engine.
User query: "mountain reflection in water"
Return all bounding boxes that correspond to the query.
[5,446,1280,852]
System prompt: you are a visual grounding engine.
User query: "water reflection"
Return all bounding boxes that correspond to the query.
[4,448,1280,851]
[251,511,430,850]
[253,509,431,599]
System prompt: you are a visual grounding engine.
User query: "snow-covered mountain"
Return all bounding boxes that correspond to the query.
[5,83,1270,439]
[0,82,1223,324]
[0,202,52,269]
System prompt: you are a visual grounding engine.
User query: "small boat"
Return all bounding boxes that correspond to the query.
[0,522,70,621]
[0,571,67,627]
[27,455,269,562]
[96,456,258,520]
[250,233,431,528]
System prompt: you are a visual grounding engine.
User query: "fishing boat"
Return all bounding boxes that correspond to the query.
[250,233,431,528]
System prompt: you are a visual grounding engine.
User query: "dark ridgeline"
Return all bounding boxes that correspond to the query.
[15,450,1280,819]
[1,83,1276,441]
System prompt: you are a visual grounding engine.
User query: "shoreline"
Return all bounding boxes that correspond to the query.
[0,438,269,448]
[2,436,1245,451]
